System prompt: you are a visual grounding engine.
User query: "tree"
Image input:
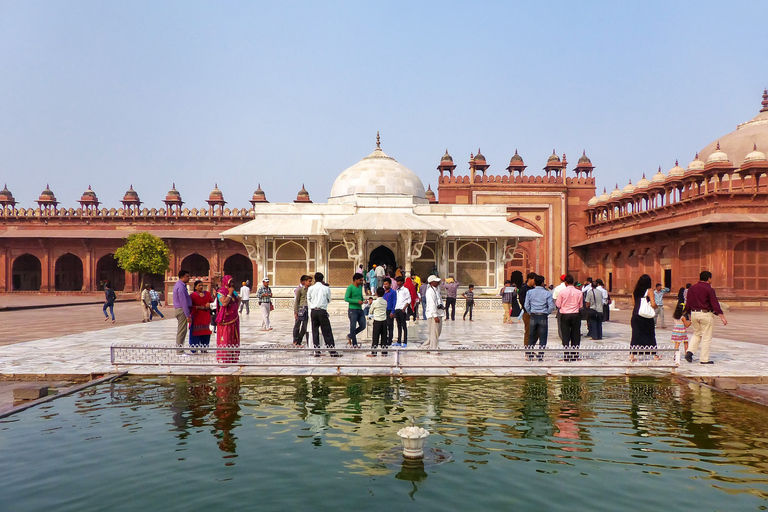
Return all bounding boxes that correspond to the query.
[114,232,171,290]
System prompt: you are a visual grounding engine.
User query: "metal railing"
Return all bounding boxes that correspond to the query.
[111,343,677,370]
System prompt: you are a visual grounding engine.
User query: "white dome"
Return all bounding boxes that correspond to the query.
[328,145,427,204]
[707,142,729,163]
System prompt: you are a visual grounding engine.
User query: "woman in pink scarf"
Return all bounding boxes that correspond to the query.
[216,275,241,363]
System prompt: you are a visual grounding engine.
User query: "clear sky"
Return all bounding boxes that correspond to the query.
[0,1,765,208]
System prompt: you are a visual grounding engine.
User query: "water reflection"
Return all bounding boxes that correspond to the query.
[98,376,768,500]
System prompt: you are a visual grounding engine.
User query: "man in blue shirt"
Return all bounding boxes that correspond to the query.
[382,277,397,347]
[524,275,555,360]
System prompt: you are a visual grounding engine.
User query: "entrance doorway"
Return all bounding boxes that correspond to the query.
[368,245,396,274]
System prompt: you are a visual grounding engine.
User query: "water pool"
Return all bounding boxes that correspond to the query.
[2,376,768,511]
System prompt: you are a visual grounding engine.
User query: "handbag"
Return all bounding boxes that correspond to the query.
[638,291,655,318]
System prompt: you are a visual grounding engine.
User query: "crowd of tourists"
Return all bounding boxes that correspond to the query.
[119,262,728,365]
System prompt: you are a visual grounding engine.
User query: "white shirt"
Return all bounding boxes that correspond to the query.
[395,286,412,310]
[596,285,609,304]
[239,285,250,300]
[582,283,593,294]
[375,266,385,278]
[307,282,331,310]
[425,285,444,319]
[552,282,566,301]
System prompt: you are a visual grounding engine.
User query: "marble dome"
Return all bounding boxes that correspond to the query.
[698,89,768,167]
[328,142,427,204]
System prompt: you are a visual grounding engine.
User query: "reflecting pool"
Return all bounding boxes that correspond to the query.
[2,376,768,511]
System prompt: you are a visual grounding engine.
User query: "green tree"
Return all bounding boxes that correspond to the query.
[114,232,171,290]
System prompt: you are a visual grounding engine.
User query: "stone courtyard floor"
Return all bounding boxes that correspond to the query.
[2,301,768,414]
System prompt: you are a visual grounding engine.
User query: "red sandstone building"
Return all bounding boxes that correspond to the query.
[2,90,767,301]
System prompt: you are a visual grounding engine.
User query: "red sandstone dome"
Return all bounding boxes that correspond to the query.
[38,184,57,203]
[122,185,139,201]
[79,186,99,204]
[165,184,182,202]
[425,184,436,202]
[441,149,453,162]
[0,184,15,204]
[509,149,524,164]
[251,183,267,203]
[474,148,486,162]
[698,89,768,167]
[547,150,561,163]
[578,151,592,164]
[208,184,224,200]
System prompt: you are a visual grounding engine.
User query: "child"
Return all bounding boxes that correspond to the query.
[367,287,388,357]
[671,303,691,366]
[462,284,475,321]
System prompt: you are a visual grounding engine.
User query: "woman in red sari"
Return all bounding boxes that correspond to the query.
[216,275,241,363]
[189,280,214,352]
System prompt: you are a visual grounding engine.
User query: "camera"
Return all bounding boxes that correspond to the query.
[437,304,445,310]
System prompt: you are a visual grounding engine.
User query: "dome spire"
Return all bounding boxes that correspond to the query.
[761,88,768,113]
[376,131,381,149]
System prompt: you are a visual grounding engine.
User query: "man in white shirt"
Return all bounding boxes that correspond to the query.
[306,272,340,357]
[595,279,610,322]
[424,275,444,351]
[239,280,251,315]
[393,276,412,347]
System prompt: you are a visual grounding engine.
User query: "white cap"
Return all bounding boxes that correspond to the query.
[428,275,441,283]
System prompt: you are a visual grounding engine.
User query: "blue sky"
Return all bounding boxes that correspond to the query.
[0,0,765,208]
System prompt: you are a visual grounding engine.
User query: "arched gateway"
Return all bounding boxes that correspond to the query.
[222,136,541,295]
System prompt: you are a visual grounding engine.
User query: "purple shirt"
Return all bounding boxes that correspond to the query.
[173,280,192,317]
[684,281,723,316]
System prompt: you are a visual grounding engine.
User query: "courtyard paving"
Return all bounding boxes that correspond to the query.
[1,303,767,379]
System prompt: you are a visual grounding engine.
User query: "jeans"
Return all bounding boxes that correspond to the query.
[527,313,548,359]
[103,303,114,320]
[348,309,366,347]
[588,311,603,339]
[463,301,474,320]
[150,300,164,319]
[421,297,427,320]
[394,309,408,344]
[293,316,308,345]
[528,314,548,346]
[239,299,250,315]
[386,310,395,345]
[445,297,456,320]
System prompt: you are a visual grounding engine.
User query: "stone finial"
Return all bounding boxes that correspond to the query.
[376,131,381,149]
[761,88,768,113]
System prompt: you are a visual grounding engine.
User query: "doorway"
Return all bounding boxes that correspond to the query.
[368,245,396,274]
[664,269,672,290]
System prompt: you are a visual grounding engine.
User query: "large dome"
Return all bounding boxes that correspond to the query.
[698,90,768,167]
[328,143,427,204]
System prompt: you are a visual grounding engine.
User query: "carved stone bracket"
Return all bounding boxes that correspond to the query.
[341,231,366,268]
[410,230,427,260]
[502,239,519,264]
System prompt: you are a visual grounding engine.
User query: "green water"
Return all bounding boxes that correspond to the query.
[2,376,768,511]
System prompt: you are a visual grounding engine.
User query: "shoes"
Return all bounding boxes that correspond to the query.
[112,320,116,324]
[330,353,343,358]
[366,354,377,357]
[685,351,693,363]
[314,353,322,357]
[470,319,474,322]
[392,343,401,347]
[104,317,109,321]
[700,361,714,364]
[401,344,407,348]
